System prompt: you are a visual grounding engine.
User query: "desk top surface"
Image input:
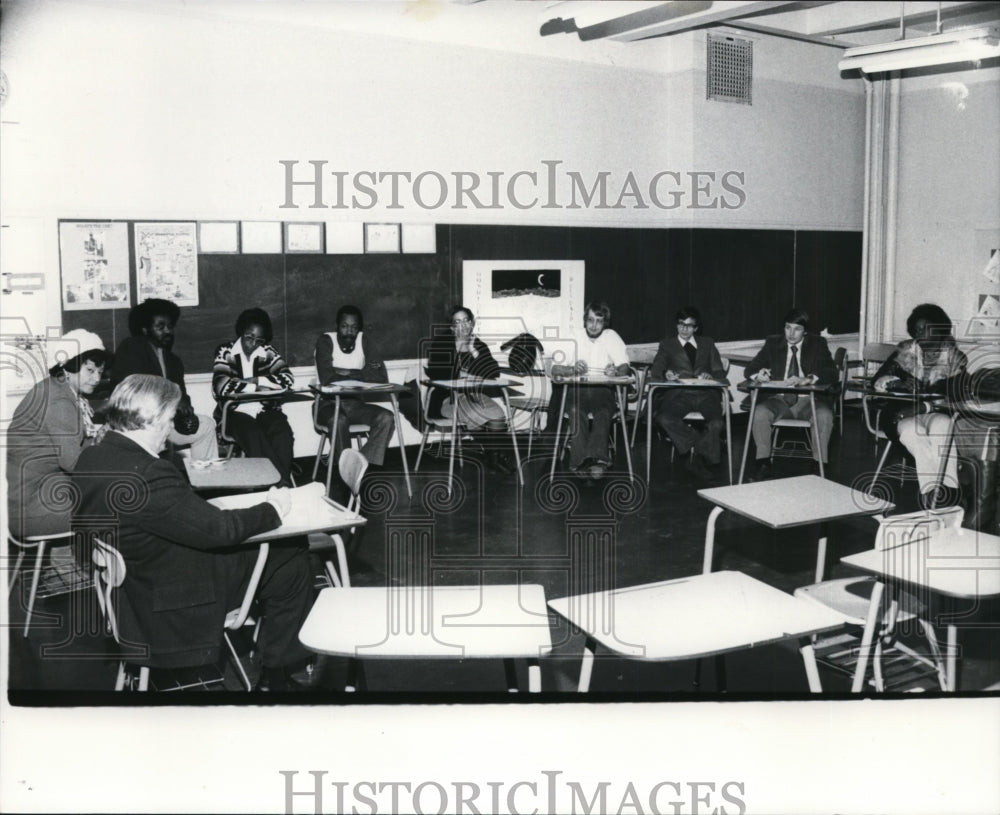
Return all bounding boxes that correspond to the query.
[841,529,1000,599]
[220,386,313,403]
[550,374,633,385]
[184,457,280,490]
[547,570,848,661]
[646,378,728,389]
[740,379,836,394]
[698,475,893,527]
[208,482,363,541]
[312,381,407,396]
[428,377,520,389]
[298,583,552,658]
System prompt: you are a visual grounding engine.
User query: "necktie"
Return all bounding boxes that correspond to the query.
[784,346,800,405]
[684,342,696,370]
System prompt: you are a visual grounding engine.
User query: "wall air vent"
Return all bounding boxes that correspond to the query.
[707,32,753,105]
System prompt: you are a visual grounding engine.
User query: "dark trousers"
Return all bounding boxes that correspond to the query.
[222,539,315,669]
[565,386,616,469]
[226,409,295,486]
[317,399,395,467]
[653,389,724,464]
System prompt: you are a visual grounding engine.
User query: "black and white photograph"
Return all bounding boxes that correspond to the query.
[2,2,999,813]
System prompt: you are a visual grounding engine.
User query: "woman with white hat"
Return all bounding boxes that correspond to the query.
[6,329,111,542]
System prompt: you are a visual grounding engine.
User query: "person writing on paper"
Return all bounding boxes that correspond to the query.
[212,308,296,486]
[7,329,111,568]
[649,306,729,483]
[423,306,516,475]
[315,305,395,469]
[743,308,837,481]
[550,302,630,481]
[871,303,967,507]
[110,298,219,462]
[73,375,315,691]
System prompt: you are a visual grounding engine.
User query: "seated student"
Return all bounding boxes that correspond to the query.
[7,330,111,566]
[423,306,516,474]
[73,374,315,691]
[549,301,630,481]
[213,308,296,486]
[743,307,838,481]
[110,298,218,461]
[649,306,729,482]
[872,303,967,507]
[314,305,394,468]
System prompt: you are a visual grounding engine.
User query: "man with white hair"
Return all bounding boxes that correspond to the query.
[73,374,315,691]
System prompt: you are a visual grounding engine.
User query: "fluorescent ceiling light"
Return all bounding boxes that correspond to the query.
[839,26,1000,74]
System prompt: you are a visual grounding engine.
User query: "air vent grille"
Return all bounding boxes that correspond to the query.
[707,33,753,105]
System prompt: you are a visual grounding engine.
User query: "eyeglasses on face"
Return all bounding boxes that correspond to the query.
[677,321,698,328]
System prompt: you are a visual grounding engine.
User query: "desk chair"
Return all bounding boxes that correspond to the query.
[507,372,549,458]
[309,449,367,589]
[414,381,467,477]
[311,391,370,496]
[659,360,733,478]
[8,530,84,637]
[92,537,270,692]
[794,508,954,692]
[92,538,150,691]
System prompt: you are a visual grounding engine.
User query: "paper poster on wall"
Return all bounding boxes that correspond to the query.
[982,248,999,284]
[134,222,199,306]
[462,260,584,349]
[58,221,130,310]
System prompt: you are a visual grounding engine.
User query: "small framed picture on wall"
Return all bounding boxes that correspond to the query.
[364,223,401,254]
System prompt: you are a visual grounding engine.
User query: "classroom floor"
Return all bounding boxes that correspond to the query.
[6,405,999,701]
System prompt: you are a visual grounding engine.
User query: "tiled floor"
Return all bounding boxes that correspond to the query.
[7,407,999,700]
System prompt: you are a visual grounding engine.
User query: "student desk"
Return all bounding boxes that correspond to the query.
[698,475,894,582]
[737,379,836,482]
[842,527,1000,691]
[425,377,525,494]
[547,570,851,692]
[183,456,280,492]
[548,373,634,482]
[311,382,413,499]
[298,583,552,692]
[217,386,313,451]
[208,482,366,542]
[643,378,733,484]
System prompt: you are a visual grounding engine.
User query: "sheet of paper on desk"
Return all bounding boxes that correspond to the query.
[757,379,798,388]
[324,380,392,391]
[209,482,345,527]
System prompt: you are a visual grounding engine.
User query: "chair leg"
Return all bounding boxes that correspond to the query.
[415,426,431,471]
[311,434,325,481]
[7,548,26,598]
[23,541,47,637]
[869,441,893,493]
[223,630,253,691]
[851,580,884,692]
[115,661,128,691]
[918,619,948,691]
[138,666,150,691]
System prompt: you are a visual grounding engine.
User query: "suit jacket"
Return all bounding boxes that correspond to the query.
[744,333,838,388]
[73,432,282,668]
[649,335,729,382]
[110,335,189,398]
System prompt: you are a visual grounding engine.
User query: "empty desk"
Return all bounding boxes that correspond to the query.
[548,570,851,692]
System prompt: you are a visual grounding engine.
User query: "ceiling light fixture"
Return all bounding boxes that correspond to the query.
[838,25,1000,75]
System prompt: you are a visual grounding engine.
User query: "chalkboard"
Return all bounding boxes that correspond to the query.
[63,223,862,373]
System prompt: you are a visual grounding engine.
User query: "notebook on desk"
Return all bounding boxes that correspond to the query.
[209,482,363,538]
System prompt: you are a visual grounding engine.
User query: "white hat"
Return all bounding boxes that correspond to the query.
[46,329,106,370]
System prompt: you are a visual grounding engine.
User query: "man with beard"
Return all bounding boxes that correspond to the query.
[314,305,395,467]
[110,298,219,461]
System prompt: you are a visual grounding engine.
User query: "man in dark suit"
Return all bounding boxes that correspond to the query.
[73,374,315,691]
[649,306,729,481]
[743,307,838,481]
[110,298,218,460]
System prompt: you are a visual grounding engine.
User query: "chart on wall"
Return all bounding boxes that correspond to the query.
[134,222,199,306]
[970,231,1000,338]
[462,259,584,347]
[58,221,130,310]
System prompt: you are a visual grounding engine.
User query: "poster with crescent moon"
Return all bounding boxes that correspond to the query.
[462,259,584,348]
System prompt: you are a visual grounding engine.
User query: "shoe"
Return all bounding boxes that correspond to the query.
[685,453,713,483]
[493,452,516,475]
[747,460,771,482]
[254,666,311,692]
[588,463,607,481]
[919,485,961,510]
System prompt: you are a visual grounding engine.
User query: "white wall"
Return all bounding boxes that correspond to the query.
[892,65,1000,342]
[0,0,865,340]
